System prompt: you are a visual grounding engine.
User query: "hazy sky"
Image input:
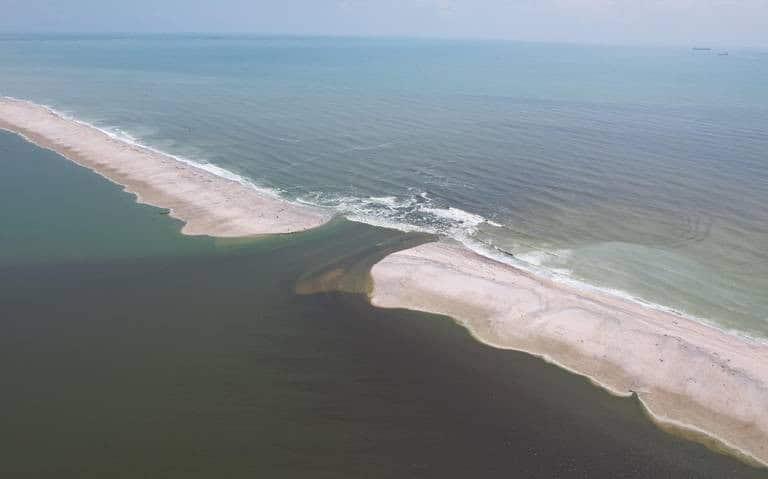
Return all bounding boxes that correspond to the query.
[1,0,766,46]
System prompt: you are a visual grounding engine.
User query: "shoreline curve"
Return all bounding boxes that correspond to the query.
[0,97,332,238]
[370,241,768,467]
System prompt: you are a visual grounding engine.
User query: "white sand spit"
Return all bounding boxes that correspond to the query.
[0,98,332,237]
[371,241,768,466]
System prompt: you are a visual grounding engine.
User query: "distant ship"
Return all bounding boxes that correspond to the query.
[718,51,729,56]
[692,47,712,51]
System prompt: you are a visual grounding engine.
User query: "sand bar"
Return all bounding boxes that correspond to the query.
[371,241,768,466]
[0,97,332,237]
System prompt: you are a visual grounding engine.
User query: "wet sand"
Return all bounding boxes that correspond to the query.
[370,241,768,466]
[0,97,331,237]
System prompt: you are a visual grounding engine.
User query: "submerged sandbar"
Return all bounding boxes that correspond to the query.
[0,97,331,237]
[371,241,768,466]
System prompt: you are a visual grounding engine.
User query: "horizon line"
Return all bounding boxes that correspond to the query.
[0,31,761,50]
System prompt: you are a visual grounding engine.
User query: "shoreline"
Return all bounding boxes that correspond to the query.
[0,97,332,237]
[370,241,768,467]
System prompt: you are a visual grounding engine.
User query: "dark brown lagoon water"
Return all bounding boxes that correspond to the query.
[0,131,764,477]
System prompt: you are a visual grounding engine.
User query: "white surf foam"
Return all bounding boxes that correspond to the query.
[420,206,486,229]
[296,191,495,238]
[296,193,427,233]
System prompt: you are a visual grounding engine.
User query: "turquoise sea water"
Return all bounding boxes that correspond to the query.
[1,34,767,335]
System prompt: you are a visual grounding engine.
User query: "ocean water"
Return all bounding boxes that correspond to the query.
[1,34,767,335]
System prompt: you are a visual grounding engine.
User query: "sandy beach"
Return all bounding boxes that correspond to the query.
[371,241,768,466]
[0,97,332,237]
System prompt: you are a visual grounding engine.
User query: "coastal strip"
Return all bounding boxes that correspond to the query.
[0,97,332,237]
[370,241,768,466]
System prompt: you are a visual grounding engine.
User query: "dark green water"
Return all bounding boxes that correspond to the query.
[0,130,764,477]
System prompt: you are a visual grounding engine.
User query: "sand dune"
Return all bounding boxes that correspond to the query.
[0,97,332,237]
[371,241,768,466]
